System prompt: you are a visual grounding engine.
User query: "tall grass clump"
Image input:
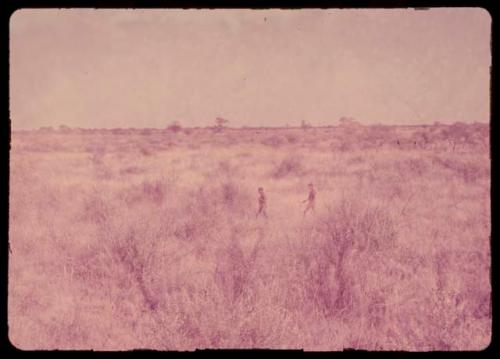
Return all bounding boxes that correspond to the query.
[310,199,396,314]
[282,197,401,349]
[272,155,304,178]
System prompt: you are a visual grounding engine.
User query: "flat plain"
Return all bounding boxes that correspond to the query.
[8,122,491,350]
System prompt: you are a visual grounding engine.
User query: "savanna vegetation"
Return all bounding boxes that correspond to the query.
[9,122,490,350]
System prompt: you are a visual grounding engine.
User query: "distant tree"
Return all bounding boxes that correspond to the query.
[58,125,71,133]
[38,126,54,133]
[300,120,312,130]
[215,117,229,131]
[167,121,182,133]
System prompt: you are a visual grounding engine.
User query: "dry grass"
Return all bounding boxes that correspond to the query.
[9,124,490,350]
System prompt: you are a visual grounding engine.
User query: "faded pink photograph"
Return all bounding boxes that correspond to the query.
[9,8,491,351]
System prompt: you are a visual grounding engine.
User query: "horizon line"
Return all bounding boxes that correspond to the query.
[11,121,490,132]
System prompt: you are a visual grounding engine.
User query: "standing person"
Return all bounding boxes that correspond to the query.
[302,183,316,217]
[256,187,268,219]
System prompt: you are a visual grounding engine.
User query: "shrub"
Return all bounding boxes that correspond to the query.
[272,156,304,178]
[139,146,153,156]
[215,235,255,303]
[112,229,160,310]
[300,199,397,320]
[218,182,252,215]
[285,133,299,144]
[167,122,182,133]
[261,135,285,148]
[142,179,169,204]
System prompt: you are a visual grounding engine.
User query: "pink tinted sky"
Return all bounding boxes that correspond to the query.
[10,8,491,129]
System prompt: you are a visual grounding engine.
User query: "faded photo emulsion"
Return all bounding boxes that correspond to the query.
[9,8,491,351]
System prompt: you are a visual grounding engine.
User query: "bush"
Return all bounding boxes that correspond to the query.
[139,146,153,156]
[300,199,397,320]
[272,155,304,178]
[141,179,169,204]
[261,135,285,147]
[167,122,182,133]
[285,134,299,144]
[217,181,252,215]
[214,229,260,304]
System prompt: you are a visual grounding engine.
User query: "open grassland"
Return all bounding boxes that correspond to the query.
[9,123,490,350]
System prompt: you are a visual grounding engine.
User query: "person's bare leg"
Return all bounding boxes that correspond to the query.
[303,205,310,218]
[257,206,265,219]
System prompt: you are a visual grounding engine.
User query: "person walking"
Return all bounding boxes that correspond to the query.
[256,187,268,219]
[302,183,316,218]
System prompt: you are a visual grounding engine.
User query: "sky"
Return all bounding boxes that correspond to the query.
[10,8,491,129]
